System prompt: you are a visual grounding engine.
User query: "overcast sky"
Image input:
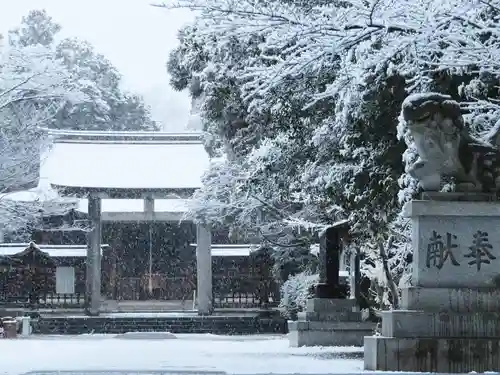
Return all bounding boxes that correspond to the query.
[0,0,194,131]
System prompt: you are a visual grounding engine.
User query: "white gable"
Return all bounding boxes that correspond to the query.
[1,131,209,216]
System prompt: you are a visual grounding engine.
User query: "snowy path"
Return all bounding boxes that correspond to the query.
[0,334,364,375]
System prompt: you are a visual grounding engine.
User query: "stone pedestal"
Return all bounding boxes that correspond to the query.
[289,222,373,347]
[288,298,375,347]
[365,200,500,372]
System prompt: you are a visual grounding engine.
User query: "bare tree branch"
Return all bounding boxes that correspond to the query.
[377,236,399,308]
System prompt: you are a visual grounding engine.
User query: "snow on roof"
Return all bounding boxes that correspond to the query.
[187,244,323,257]
[46,141,209,190]
[188,244,331,258]
[189,244,256,257]
[212,246,251,257]
[0,243,108,257]
[0,155,61,202]
[154,199,190,212]
[1,130,210,215]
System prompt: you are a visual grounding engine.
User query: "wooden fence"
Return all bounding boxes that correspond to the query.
[0,274,279,309]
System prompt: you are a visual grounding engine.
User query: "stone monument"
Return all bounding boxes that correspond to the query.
[288,220,375,347]
[365,93,500,372]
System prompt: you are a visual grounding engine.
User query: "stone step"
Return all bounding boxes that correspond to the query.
[33,316,288,335]
[298,310,362,322]
[288,319,375,347]
[290,320,375,331]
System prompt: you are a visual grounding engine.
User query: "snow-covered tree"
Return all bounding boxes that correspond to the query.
[54,37,157,131]
[0,41,85,233]
[10,9,158,131]
[8,9,61,48]
[162,0,500,306]
[170,24,332,244]
[167,4,405,245]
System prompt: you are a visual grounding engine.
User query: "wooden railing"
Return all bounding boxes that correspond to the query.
[0,275,279,309]
[0,292,85,308]
[213,291,280,308]
[212,275,280,308]
[114,274,280,308]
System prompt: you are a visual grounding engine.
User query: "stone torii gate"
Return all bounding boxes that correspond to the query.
[44,130,213,315]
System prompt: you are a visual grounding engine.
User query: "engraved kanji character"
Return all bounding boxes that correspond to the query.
[426,231,460,269]
[464,230,496,271]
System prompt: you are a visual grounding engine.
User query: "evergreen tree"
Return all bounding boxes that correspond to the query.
[9,9,158,131]
[164,0,500,306]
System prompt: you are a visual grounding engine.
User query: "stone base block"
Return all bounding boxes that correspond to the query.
[306,298,356,313]
[402,287,500,312]
[298,310,362,322]
[364,335,500,372]
[382,310,500,338]
[288,320,375,347]
[420,192,496,202]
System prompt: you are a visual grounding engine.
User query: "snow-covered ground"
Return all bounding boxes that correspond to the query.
[0,333,364,375]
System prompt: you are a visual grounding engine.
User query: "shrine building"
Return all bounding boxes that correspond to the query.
[0,130,279,315]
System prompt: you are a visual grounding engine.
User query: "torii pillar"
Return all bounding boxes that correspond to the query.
[86,195,102,315]
[196,224,213,315]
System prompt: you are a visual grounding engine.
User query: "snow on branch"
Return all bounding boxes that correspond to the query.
[182,131,344,240]
[0,43,86,231]
[162,0,500,300]
[158,0,500,108]
[0,45,85,107]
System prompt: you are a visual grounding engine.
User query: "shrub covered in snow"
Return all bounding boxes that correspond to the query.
[279,272,318,319]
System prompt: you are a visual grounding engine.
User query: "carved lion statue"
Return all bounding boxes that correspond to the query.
[400,92,500,193]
